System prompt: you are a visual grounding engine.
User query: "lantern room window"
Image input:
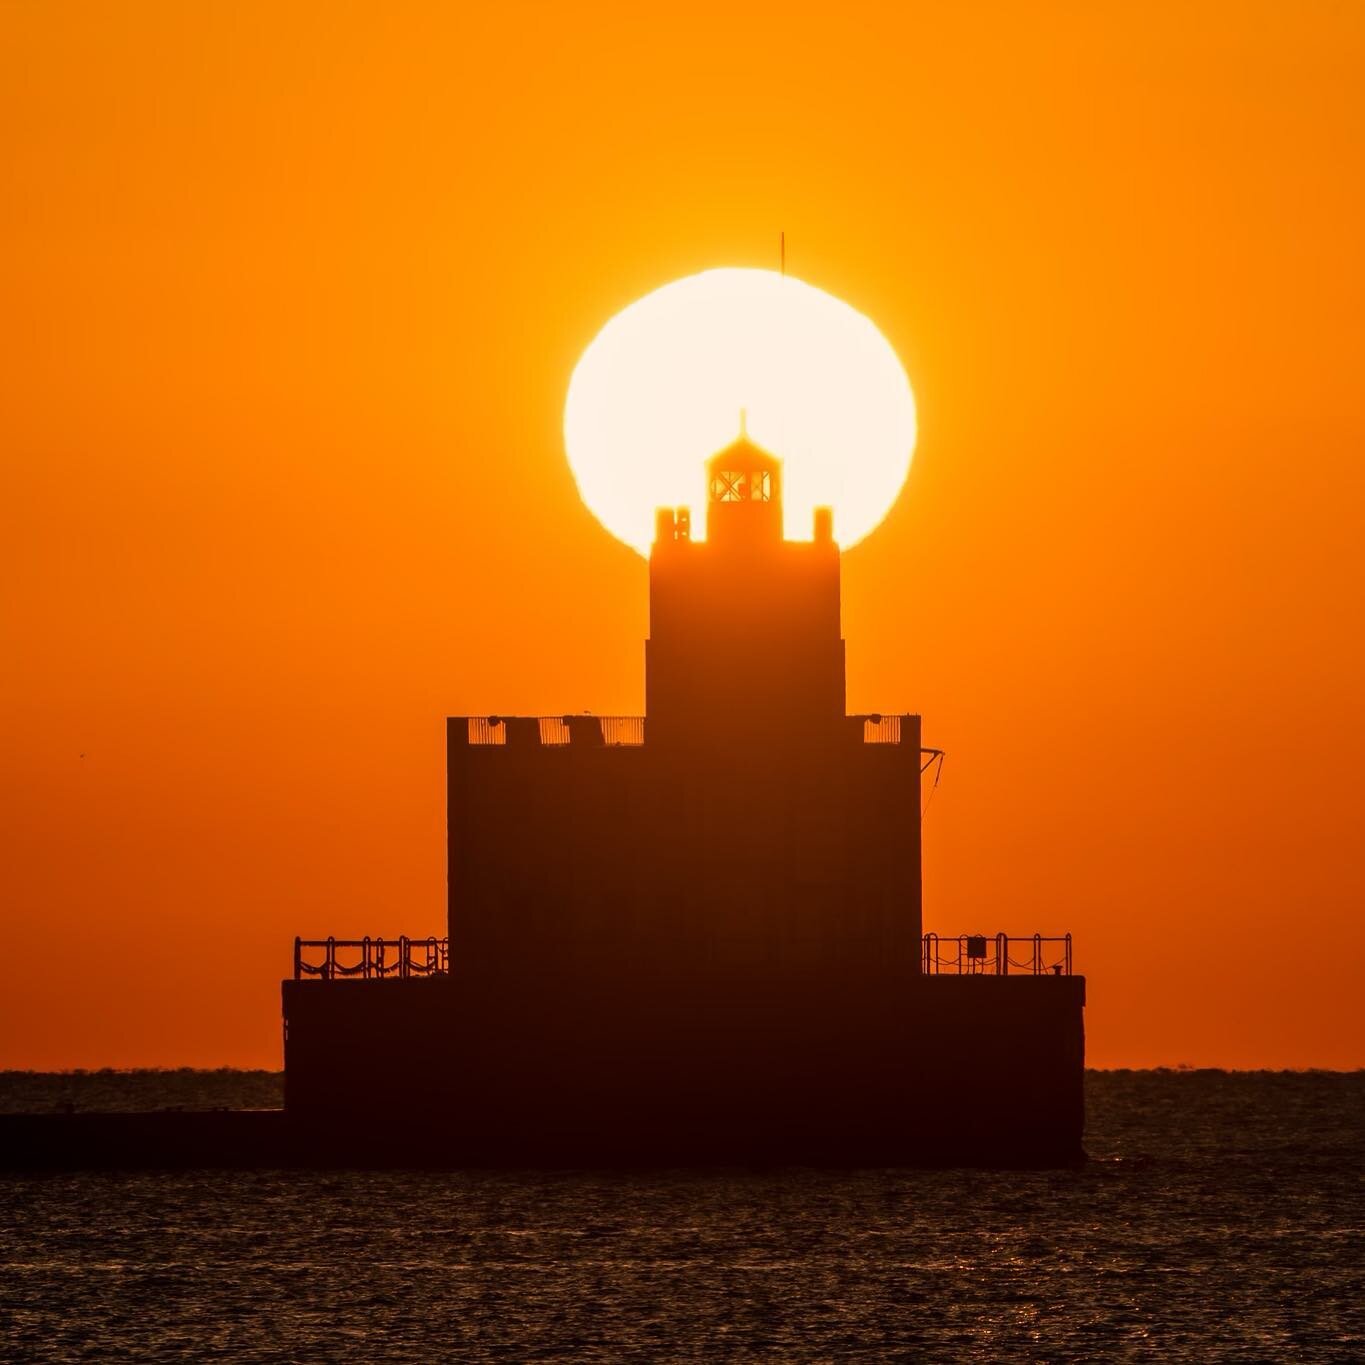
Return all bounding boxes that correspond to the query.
[710,469,773,503]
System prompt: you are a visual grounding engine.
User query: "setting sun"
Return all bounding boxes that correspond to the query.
[564,268,917,554]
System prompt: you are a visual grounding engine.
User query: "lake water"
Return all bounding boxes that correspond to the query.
[1,1070,1361,1360]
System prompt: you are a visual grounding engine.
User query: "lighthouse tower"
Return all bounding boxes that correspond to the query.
[647,431,845,746]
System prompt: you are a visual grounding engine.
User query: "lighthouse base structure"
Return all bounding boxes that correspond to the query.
[280,972,1085,1167]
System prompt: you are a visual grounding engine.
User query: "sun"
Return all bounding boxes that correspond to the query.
[564,268,917,556]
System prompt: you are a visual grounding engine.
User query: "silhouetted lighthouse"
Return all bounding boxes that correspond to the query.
[283,433,1085,1166]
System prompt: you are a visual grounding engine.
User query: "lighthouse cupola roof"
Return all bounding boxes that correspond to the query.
[705,415,782,544]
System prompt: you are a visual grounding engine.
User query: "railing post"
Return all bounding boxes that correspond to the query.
[996,932,1007,976]
[293,936,301,981]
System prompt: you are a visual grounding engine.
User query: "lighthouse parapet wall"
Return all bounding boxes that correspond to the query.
[446,713,925,992]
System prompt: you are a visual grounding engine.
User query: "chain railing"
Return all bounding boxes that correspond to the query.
[293,936,449,981]
[921,933,1073,976]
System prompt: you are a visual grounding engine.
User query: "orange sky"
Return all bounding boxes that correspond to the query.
[3,3,1363,1069]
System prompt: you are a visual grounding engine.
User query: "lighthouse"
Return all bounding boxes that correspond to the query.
[283,435,1085,1165]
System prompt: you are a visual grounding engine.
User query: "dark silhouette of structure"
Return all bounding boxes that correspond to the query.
[0,432,1085,1171]
[444,434,921,1019]
[277,431,1087,1166]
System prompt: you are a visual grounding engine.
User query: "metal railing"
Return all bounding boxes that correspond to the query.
[921,933,1073,976]
[464,716,645,747]
[858,713,904,744]
[600,716,646,746]
[294,933,1071,981]
[294,936,449,981]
